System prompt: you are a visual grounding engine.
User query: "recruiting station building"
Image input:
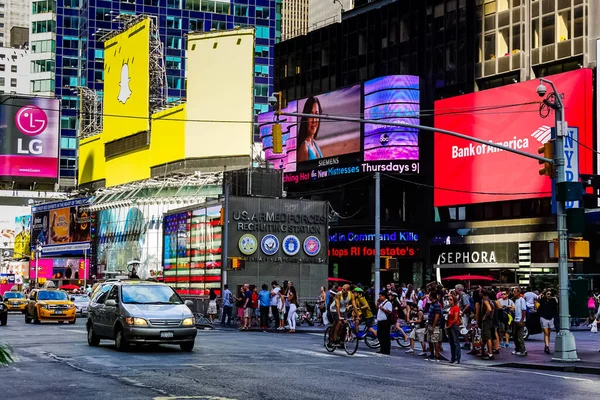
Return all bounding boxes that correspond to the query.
[432,69,594,286]
[162,196,328,298]
[259,75,431,287]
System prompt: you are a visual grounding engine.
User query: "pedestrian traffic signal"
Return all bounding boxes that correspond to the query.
[219,207,225,226]
[229,257,245,271]
[538,139,555,177]
[272,123,283,154]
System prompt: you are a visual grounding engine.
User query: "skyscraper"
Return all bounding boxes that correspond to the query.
[29,0,279,188]
[2,0,30,47]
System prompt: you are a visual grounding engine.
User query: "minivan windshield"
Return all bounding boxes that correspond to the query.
[121,285,183,305]
[38,291,68,301]
[4,292,24,299]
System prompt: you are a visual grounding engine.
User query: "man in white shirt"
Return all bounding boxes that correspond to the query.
[512,287,528,356]
[376,290,393,355]
[523,287,537,310]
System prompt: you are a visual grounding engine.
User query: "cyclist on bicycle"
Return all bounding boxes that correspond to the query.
[330,284,356,343]
[353,287,376,337]
[389,291,410,342]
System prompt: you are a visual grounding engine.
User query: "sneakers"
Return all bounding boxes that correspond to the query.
[462,343,471,350]
[405,349,414,354]
[544,346,551,354]
[418,351,427,356]
[512,351,527,356]
[482,354,494,360]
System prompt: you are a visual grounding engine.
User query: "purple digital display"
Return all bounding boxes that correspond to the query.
[259,101,298,172]
[363,75,420,161]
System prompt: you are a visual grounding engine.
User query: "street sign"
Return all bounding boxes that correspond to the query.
[552,126,580,213]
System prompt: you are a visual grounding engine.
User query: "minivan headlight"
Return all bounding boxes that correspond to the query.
[182,318,195,326]
[125,317,148,326]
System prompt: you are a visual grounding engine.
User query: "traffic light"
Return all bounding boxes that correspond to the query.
[219,207,225,226]
[272,123,283,154]
[229,257,246,271]
[538,139,555,177]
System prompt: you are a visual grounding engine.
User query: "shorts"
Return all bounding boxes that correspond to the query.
[428,327,442,343]
[244,308,253,318]
[461,313,470,328]
[481,320,494,342]
[410,327,426,343]
[237,307,244,318]
[498,321,510,334]
[364,317,375,328]
[540,317,555,329]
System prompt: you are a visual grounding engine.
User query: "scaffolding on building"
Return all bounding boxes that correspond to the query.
[97,13,167,113]
[77,86,103,138]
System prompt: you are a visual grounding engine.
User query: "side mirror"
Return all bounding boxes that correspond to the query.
[105,299,117,307]
[185,300,194,309]
[70,297,75,301]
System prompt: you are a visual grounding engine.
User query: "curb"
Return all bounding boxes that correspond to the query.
[492,362,600,375]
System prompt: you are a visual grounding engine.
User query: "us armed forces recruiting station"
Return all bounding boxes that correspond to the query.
[233,211,326,234]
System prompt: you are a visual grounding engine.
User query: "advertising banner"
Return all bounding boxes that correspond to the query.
[13,215,31,258]
[431,242,520,267]
[260,75,421,183]
[31,198,91,254]
[0,205,30,250]
[29,258,90,280]
[328,229,420,259]
[434,69,593,207]
[0,96,60,181]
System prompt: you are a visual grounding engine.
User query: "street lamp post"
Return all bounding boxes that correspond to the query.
[538,78,579,362]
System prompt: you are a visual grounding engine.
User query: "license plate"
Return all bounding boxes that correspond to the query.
[54,310,63,315]
[160,331,174,338]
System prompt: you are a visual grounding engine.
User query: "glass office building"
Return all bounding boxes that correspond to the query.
[30,0,279,188]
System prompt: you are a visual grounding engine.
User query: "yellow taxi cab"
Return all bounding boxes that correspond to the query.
[3,290,27,312]
[25,283,76,324]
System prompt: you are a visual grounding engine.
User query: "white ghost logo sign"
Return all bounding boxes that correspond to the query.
[118,62,132,104]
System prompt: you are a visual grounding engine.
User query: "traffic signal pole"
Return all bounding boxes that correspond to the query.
[540,78,579,362]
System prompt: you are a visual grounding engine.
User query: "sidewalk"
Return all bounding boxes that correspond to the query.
[453,331,600,375]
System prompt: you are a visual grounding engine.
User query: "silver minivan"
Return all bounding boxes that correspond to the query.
[86,281,197,351]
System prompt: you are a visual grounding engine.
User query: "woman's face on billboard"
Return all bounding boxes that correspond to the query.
[307,101,320,137]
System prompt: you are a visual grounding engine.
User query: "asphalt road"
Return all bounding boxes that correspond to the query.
[1,312,598,400]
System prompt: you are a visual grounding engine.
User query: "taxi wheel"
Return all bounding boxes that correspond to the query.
[58,321,64,324]
[69,319,76,325]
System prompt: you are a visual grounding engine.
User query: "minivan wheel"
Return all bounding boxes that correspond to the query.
[180,342,194,352]
[115,328,129,352]
[87,324,100,346]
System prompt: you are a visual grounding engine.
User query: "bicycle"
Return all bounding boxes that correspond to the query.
[324,318,359,355]
[347,319,380,349]
[368,323,412,349]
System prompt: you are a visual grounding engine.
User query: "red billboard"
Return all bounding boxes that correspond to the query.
[434,69,593,207]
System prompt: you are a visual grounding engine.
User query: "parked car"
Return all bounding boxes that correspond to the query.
[87,280,197,352]
[69,294,90,316]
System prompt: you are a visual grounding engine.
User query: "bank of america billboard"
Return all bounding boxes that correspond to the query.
[434,69,593,207]
[0,95,60,181]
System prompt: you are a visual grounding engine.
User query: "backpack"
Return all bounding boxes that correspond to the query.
[468,296,475,311]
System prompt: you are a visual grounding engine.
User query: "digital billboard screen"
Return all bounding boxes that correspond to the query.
[434,69,593,207]
[31,198,92,255]
[258,101,298,172]
[297,84,362,166]
[363,75,420,161]
[0,96,59,181]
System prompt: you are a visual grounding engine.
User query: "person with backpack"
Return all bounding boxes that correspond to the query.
[455,284,473,350]
[480,289,496,360]
[498,289,515,348]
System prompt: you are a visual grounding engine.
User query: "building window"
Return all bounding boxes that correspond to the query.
[166,36,182,49]
[31,79,55,92]
[215,1,229,14]
[256,6,269,19]
[167,76,182,89]
[10,65,16,73]
[189,18,202,31]
[254,64,268,77]
[60,138,77,150]
[234,5,248,16]
[144,0,159,5]
[31,59,55,73]
[60,116,77,129]
[484,33,495,60]
[10,78,16,88]
[167,16,182,29]
[62,96,78,110]
[0,77,4,86]
[167,0,182,9]
[254,84,268,97]
[254,45,269,58]
[31,39,55,53]
[95,49,103,60]
[63,36,79,49]
[166,56,182,69]
[59,158,77,170]
[32,0,56,14]
[256,26,269,39]
[64,0,80,8]
[211,21,226,31]
[0,64,4,71]
[31,20,56,34]
[542,14,555,46]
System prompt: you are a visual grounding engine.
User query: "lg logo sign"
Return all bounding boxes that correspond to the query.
[15,105,47,155]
